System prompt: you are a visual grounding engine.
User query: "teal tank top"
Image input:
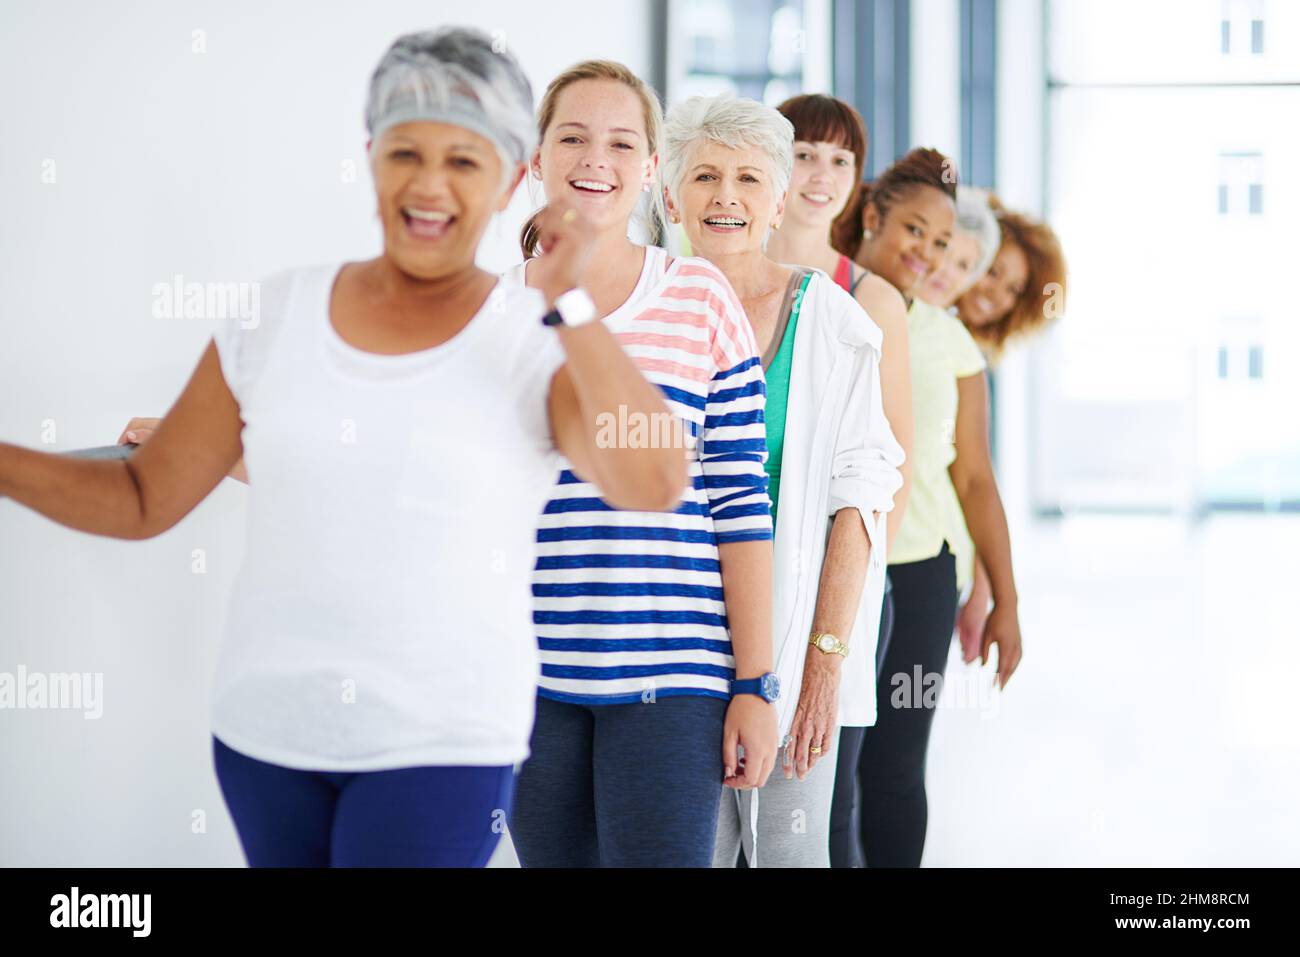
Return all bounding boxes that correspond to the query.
[763,270,812,522]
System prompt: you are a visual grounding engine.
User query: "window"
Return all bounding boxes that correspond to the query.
[1248,345,1264,379]
[1220,0,1266,56]
[668,0,825,105]
[1216,342,1266,381]
[1040,0,1297,512]
[833,0,910,179]
[1217,152,1264,216]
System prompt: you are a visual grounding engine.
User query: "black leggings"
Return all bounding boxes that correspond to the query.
[840,543,959,867]
[832,546,956,868]
[828,583,895,868]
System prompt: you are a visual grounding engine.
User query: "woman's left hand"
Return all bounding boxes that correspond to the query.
[980,602,1023,688]
[785,652,841,781]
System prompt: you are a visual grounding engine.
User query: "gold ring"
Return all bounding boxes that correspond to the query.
[810,746,823,755]
[561,209,577,223]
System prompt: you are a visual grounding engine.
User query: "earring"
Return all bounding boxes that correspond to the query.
[642,183,651,193]
[862,228,873,240]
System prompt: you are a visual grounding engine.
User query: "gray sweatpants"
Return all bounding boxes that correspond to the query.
[712,729,841,868]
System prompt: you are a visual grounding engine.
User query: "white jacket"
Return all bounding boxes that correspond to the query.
[770,270,905,736]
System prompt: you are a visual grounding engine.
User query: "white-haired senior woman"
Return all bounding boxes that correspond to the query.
[661,95,904,867]
[0,27,686,868]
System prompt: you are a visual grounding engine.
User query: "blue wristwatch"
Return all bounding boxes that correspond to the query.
[731,672,780,703]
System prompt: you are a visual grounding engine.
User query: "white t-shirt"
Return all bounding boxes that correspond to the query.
[210,262,565,771]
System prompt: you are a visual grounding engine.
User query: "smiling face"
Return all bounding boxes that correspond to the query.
[532,78,656,234]
[370,121,521,280]
[957,240,1029,329]
[785,139,857,229]
[666,139,785,258]
[859,184,956,296]
[921,231,983,308]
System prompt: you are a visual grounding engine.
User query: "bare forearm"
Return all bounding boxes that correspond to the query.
[884,459,912,549]
[812,507,872,642]
[877,303,913,552]
[717,539,773,680]
[556,322,687,504]
[955,475,1017,607]
[969,552,992,608]
[0,443,150,539]
[3,344,242,539]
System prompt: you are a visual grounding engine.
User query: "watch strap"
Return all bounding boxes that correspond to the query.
[809,631,849,657]
[554,287,597,327]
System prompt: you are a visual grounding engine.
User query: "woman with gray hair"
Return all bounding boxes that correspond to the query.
[1,26,685,867]
[919,186,1000,309]
[661,94,905,867]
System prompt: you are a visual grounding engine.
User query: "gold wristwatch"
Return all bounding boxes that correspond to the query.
[809,632,849,657]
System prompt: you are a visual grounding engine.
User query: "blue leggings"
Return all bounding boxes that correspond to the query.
[509,693,728,867]
[212,736,514,867]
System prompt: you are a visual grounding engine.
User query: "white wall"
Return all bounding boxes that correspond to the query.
[0,0,651,867]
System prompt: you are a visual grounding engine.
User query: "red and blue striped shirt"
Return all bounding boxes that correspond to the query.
[506,246,772,704]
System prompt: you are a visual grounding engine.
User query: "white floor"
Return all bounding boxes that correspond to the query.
[921,513,1300,866]
[493,513,1300,867]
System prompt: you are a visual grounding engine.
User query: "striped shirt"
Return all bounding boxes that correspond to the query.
[504,246,772,705]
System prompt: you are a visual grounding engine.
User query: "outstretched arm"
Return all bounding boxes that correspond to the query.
[117,417,249,484]
[1,341,244,539]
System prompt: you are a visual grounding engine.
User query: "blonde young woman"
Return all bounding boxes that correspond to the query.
[661,94,904,868]
[502,62,780,868]
[5,28,685,867]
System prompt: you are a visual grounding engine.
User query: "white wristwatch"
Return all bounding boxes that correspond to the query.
[541,287,597,328]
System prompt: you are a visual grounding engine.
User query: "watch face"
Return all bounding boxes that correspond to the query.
[819,635,836,652]
[761,673,780,702]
